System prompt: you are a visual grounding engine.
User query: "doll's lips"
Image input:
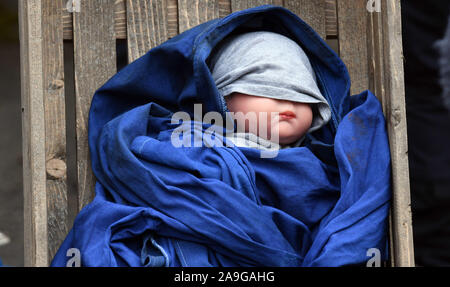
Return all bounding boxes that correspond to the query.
[279,111,296,119]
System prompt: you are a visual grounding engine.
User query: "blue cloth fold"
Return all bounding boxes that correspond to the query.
[141,234,170,267]
[51,5,391,267]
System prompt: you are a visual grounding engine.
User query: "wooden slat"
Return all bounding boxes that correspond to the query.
[63,1,338,40]
[368,13,392,265]
[325,0,337,37]
[178,0,220,34]
[367,6,385,109]
[63,0,127,40]
[126,0,176,63]
[19,0,48,267]
[336,0,370,95]
[62,5,72,40]
[64,0,229,40]
[167,0,179,38]
[42,0,69,264]
[72,0,117,210]
[284,0,326,39]
[231,0,283,12]
[379,0,414,267]
[219,0,232,18]
[228,0,335,40]
[115,0,127,40]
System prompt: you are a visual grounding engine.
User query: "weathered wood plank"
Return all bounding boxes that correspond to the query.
[178,0,220,33]
[63,0,337,40]
[284,0,326,39]
[367,6,386,109]
[379,0,414,267]
[167,0,179,38]
[62,5,72,40]
[64,0,227,40]
[126,0,175,63]
[72,0,117,210]
[19,0,48,267]
[231,0,283,12]
[63,0,127,40]
[368,13,392,265]
[336,0,370,95]
[219,0,232,18]
[325,0,337,37]
[115,0,127,40]
[42,0,69,264]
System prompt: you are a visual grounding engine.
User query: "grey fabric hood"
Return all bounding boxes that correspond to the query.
[209,31,331,133]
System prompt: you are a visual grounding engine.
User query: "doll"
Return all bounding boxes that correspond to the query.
[51,6,392,267]
[210,31,331,150]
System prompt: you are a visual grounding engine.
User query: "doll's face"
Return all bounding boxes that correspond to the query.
[225,92,313,145]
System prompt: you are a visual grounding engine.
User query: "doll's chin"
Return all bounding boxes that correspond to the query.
[244,123,304,145]
[278,137,300,145]
[276,127,304,144]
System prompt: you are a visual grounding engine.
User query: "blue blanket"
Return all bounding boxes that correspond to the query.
[51,5,391,267]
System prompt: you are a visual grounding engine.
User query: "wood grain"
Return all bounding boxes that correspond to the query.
[167,0,179,38]
[336,0,370,95]
[72,0,117,210]
[42,0,69,264]
[325,0,337,37]
[219,0,232,18]
[19,0,49,267]
[63,0,127,40]
[63,1,338,40]
[115,0,127,40]
[379,0,414,267]
[284,0,326,39]
[178,0,220,33]
[231,0,283,12]
[126,0,175,63]
[367,6,386,109]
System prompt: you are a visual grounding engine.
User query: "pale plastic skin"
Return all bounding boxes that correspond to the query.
[225,92,313,145]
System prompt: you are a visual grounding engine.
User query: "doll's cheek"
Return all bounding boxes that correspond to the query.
[276,121,308,144]
[233,116,258,134]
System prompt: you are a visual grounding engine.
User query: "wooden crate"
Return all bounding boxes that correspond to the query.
[18,0,414,266]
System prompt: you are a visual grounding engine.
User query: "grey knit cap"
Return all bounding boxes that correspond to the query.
[210,31,331,133]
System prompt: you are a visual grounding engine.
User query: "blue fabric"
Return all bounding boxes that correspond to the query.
[141,234,170,267]
[51,5,391,267]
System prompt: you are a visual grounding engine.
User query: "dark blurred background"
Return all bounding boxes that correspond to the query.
[0,0,23,267]
[401,0,450,266]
